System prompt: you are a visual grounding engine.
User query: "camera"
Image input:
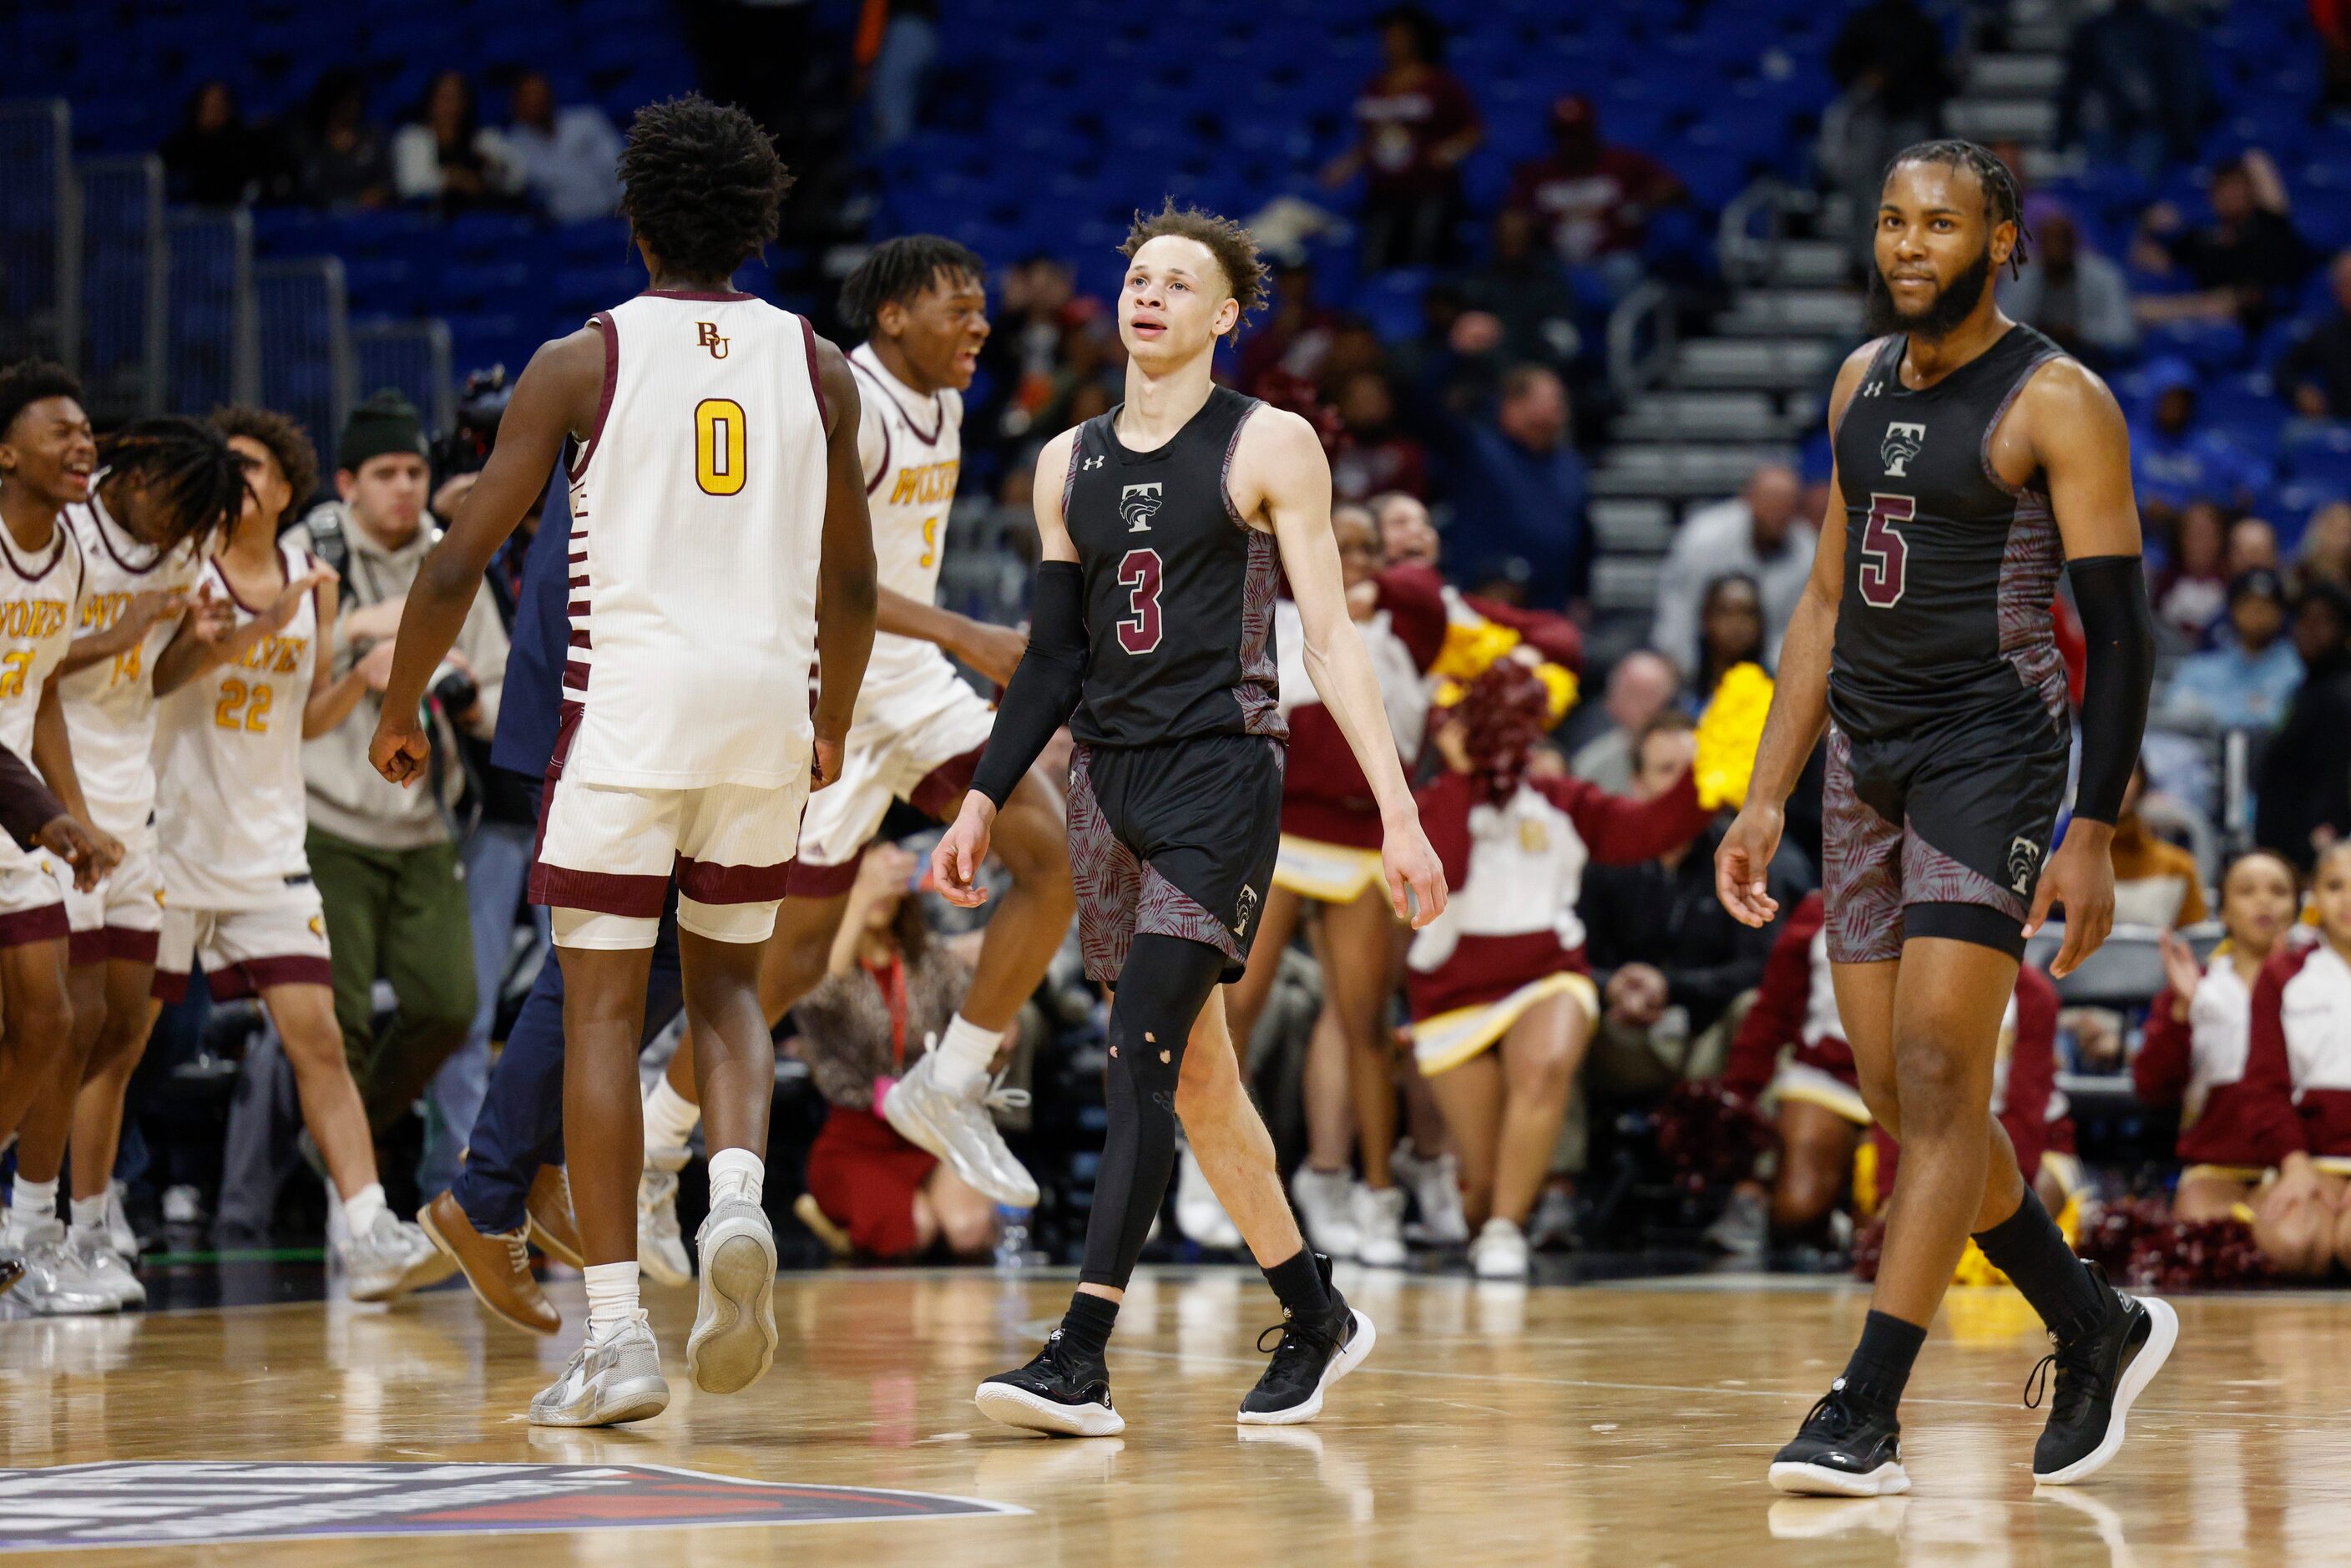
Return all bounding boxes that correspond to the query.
[431,366,514,478]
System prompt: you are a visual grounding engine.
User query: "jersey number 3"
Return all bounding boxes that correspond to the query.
[1116,548,1162,655]
[695,398,747,497]
[1859,493,1913,609]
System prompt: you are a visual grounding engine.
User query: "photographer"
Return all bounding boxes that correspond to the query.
[297,391,508,1161]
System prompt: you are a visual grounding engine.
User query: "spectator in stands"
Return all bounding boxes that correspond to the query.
[2136,850,2300,1226]
[2055,0,2210,180]
[2152,498,2229,646]
[2110,762,2212,928]
[1998,208,2137,366]
[793,844,1009,1262]
[292,68,393,210]
[1568,651,1680,795]
[1320,5,1482,271]
[162,81,273,206]
[2130,358,2271,528]
[2278,250,2351,420]
[2133,150,2316,333]
[2293,502,2351,600]
[1818,0,1950,240]
[1431,364,1590,611]
[392,69,521,212]
[2230,517,2282,578]
[1373,488,1438,569]
[2159,569,2303,732]
[1504,96,1681,296]
[1650,463,1813,680]
[300,392,507,1142]
[1329,370,1427,502]
[1240,256,1338,396]
[862,0,940,151]
[1461,208,1585,373]
[501,72,624,224]
[1687,574,1767,708]
[2256,579,2351,869]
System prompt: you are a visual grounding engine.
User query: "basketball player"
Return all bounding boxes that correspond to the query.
[935,203,1446,1435]
[1714,142,2171,1495]
[635,235,1071,1274]
[370,94,877,1426]
[152,402,447,1303]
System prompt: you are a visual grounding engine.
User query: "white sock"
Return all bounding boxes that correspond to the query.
[642,1078,701,1154]
[342,1182,388,1239]
[11,1175,58,1230]
[69,1193,107,1240]
[929,1013,1002,1095]
[584,1260,640,1340]
[706,1147,764,1209]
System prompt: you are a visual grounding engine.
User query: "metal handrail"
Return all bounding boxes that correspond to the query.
[1605,279,1676,398]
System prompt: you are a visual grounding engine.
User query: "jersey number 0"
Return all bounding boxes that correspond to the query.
[695,398,747,497]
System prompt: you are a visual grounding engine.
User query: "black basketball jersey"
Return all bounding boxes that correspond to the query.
[1828,323,2070,745]
[1062,385,1286,749]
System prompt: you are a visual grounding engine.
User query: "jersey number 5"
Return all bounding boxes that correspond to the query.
[695,398,747,497]
[1859,493,1913,609]
[1116,548,1162,655]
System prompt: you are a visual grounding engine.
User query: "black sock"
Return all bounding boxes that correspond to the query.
[1973,1186,2106,1337]
[1841,1310,1928,1412]
[1263,1247,1333,1321]
[1059,1291,1120,1364]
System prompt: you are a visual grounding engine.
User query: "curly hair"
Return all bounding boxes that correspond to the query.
[1120,200,1270,337]
[838,235,987,334]
[1885,138,2032,276]
[1453,658,1556,806]
[211,403,321,519]
[0,359,84,443]
[618,94,792,283]
[98,415,245,554]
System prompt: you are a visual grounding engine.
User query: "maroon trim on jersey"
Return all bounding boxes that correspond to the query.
[213,543,291,616]
[569,628,590,650]
[784,845,865,898]
[563,658,590,690]
[1407,931,1587,1023]
[851,353,944,447]
[643,288,755,302]
[68,926,159,967]
[0,513,72,584]
[84,491,172,578]
[206,955,336,999]
[862,404,892,495]
[533,862,670,918]
[150,965,190,1004]
[1059,430,1084,519]
[801,316,830,429]
[569,312,620,481]
[1980,341,2062,498]
[1219,401,1258,530]
[0,900,70,951]
[908,744,984,822]
[677,854,794,906]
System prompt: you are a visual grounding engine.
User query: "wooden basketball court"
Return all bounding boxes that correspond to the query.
[2,1263,2339,1563]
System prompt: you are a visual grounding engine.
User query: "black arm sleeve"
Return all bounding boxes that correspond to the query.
[968,560,1088,810]
[2066,554,2156,826]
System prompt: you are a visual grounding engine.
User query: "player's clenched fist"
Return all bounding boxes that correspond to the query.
[930,792,997,908]
[369,711,430,787]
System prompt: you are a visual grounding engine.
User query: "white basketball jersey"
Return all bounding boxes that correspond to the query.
[0,516,84,863]
[154,543,320,910]
[849,341,963,706]
[565,291,830,788]
[57,494,203,837]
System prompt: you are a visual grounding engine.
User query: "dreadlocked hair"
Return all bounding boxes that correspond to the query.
[618,94,792,284]
[0,359,83,443]
[211,404,321,520]
[1884,139,2031,277]
[99,416,245,554]
[1453,657,1555,807]
[1120,200,1270,337]
[838,235,986,333]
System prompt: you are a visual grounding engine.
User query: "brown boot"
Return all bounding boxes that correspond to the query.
[527,1166,585,1267]
[420,1189,558,1335]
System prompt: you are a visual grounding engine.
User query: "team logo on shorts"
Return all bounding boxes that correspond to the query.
[1880,422,1927,478]
[1232,883,1259,941]
[1120,483,1162,533]
[2007,836,2042,896]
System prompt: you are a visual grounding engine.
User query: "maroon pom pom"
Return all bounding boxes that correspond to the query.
[1653,1081,1775,1196]
[2079,1197,2271,1292]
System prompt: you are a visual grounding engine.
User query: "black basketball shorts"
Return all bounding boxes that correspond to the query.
[1822,720,2069,965]
[1068,733,1285,985]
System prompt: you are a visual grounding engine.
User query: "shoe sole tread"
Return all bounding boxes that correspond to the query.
[687,1222,777,1394]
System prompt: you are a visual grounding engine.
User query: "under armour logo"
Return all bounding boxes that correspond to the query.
[1081,455,1105,471]
[1880,422,1926,478]
[1859,379,1883,397]
[1120,482,1162,533]
[695,321,729,360]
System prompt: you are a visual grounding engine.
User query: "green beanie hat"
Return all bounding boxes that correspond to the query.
[336,389,427,473]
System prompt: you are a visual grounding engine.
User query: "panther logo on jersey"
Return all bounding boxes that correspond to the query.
[1880,422,1926,478]
[695,322,729,360]
[2006,835,2042,896]
[1120,483,1162,534]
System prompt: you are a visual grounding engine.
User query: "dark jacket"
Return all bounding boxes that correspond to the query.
[1578,822,1792,1035]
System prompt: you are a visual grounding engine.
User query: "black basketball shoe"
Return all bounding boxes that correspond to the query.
[1237,1261,1377,1426]
[1767,1378,1910,1496]
[2028,1261,2179,1485]
[974,1330,1125,1437]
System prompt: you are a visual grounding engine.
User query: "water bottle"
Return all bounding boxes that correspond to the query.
[993,1204,1033,1271]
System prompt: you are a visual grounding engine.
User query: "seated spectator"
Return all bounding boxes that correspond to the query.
[2256,580,2351,870]
[501,71,623,223]
[1374,487,1439,569]
[2159,569,2303,732]
[2152,498,2229,645]
[795,845,1014,1262]
[2133,151,2316,332]
[392,69,521,211]
[2110,762,2212,928]
[2278,250,2351,420]
[1568,650,1680,795]
[1999,209,2137,366]
[1318,5,1481,271]
[1685,574,1767,711]
[1240,256,1338,396]
[1329,370,1427,501]
[162,80,273,206]
[293,68,393,210]
[2229,516,2280,576]
[2130,358,2270,526]
[2293,501,2351,600]
[1408,663,1714,1279]
[1651,464,1813,680]
[1428,364,1590,611]
[1461,207,1585,372]
[2136,850,2299,1228]
[2056,0,2208,180]
[1504,95,1681,294]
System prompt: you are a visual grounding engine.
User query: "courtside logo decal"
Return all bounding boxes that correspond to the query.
[0,1462,1024,1551]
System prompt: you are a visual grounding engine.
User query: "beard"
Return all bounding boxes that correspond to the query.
[1865,245,1993,341]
